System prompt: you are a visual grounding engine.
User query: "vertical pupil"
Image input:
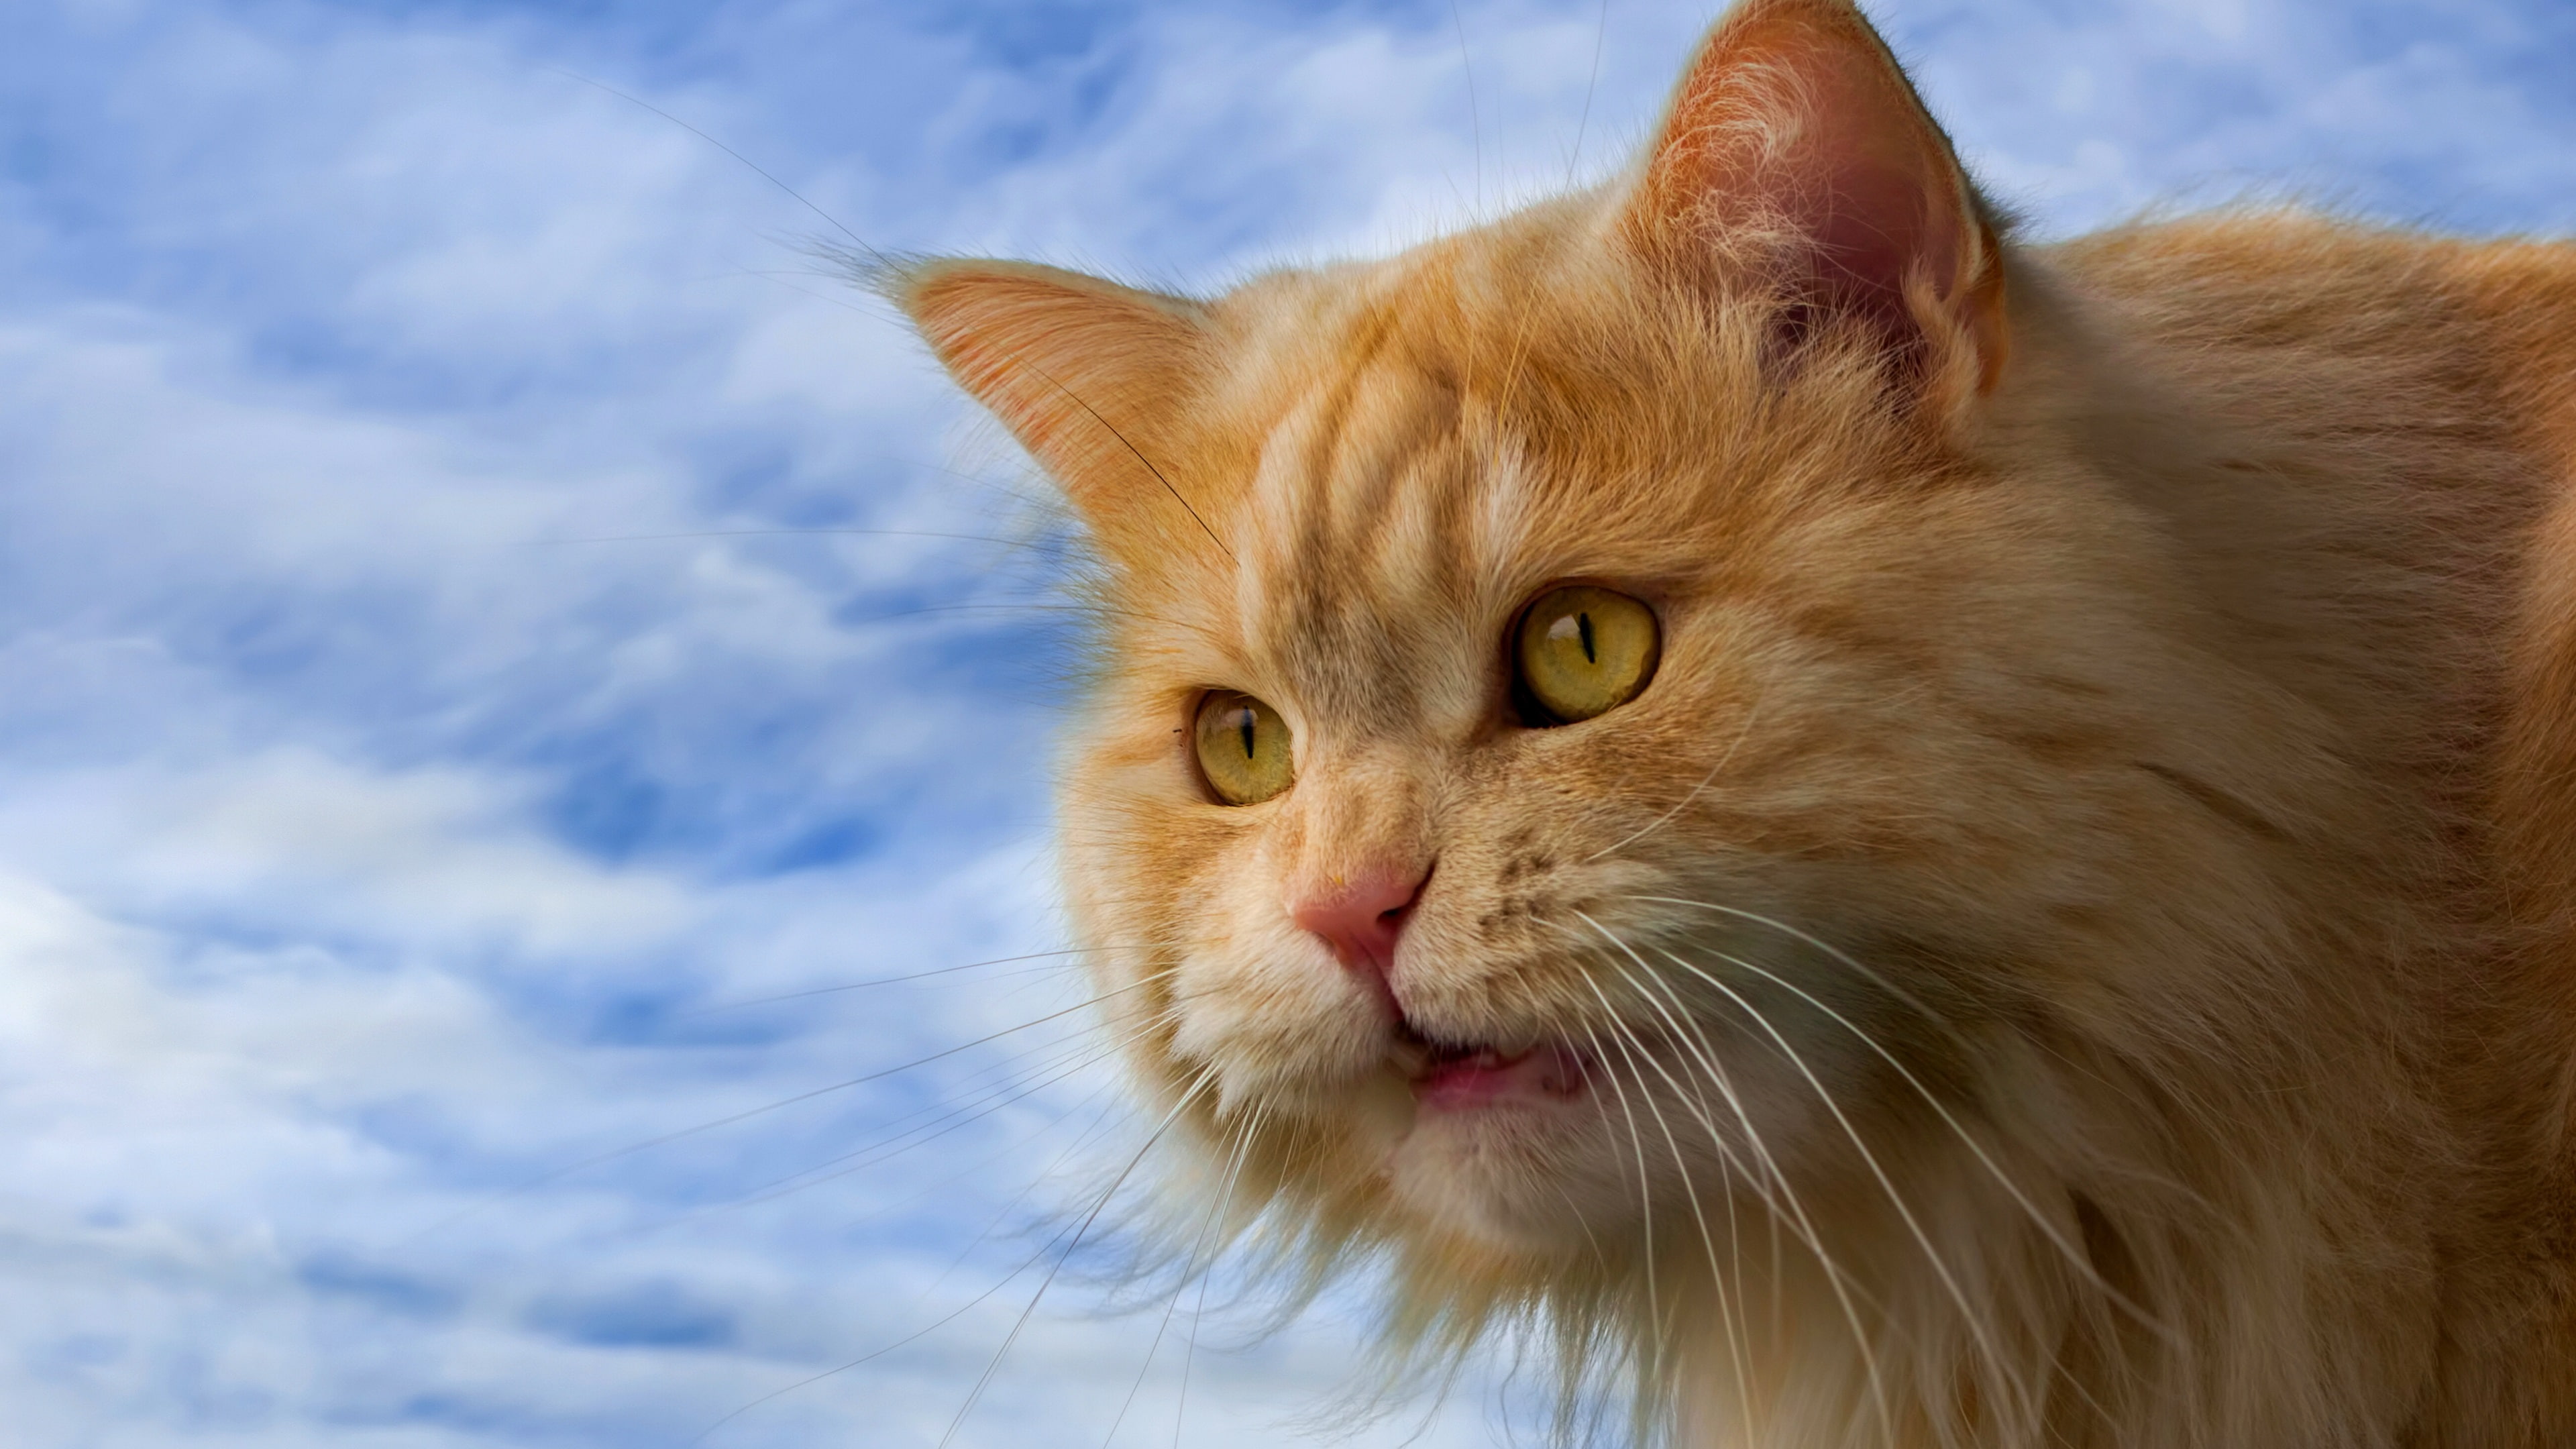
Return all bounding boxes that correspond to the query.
[1238,708,1258,761]
[1576,610,1596,663]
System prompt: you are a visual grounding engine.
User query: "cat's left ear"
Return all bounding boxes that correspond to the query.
[894,258,1214,541]
[1619,0,2008,398]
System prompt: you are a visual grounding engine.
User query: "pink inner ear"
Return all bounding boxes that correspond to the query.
[1627,0,1992,373]
[1791,147,1960,346]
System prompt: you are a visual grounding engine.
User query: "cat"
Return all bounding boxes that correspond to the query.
[889,0,2576,1443]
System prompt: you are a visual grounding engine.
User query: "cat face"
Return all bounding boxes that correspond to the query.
[1032,235,2170,1258]
[900,0,2259,1290]
[1055,254,1892,1252]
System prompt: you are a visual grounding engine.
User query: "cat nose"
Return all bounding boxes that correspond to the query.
[1290,863,1431,998]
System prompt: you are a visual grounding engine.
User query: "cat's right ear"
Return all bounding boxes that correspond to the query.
[1617,0,2008,400]
[894,258,1212,521]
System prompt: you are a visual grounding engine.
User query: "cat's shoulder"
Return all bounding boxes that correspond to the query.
[2038,210,2576,449]
[2048,209,2563,337]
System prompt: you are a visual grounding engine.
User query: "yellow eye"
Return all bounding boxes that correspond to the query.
[1191,690,1295,804]
[1513,585,1661,724]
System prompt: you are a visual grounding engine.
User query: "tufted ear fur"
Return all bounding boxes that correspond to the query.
[1620,0,2008,396]
[895,258,1218,529]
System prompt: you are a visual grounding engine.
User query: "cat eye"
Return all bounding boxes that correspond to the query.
[1191,690,1295,805]
[1513,586,1661,725]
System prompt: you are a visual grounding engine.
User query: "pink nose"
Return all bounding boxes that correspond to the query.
[1290,863,1430,994]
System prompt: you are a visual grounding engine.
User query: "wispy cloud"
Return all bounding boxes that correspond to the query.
[2,0,2569,1444]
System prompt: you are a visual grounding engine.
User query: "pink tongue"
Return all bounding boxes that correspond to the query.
[1414,1044,1589,1109]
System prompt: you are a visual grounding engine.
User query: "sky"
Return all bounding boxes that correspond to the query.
[3,1,2573,1446]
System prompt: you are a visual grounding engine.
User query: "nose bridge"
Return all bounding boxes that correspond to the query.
[1293,746,1433,883]
[1284,747,1437,1001]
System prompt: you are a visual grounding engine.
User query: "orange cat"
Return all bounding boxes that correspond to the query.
[894,0,2576,1442]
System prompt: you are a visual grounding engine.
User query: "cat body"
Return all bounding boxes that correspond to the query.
[896,2,2576,1443]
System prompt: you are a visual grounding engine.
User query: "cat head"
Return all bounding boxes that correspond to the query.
[896,0,2291,1391]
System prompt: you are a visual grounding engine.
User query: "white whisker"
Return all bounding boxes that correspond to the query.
[1102,1091,1259,1449]
[1172,1095,1268,1449]
[1560,911,1897,1448]
[938,1065,1222,1449]
[1576,1017,1665,1352]
[1654,944,2045,1438]
[1699,945,2167,1341]
[1619,895,1960,1040]
[1568,957,1760,1440]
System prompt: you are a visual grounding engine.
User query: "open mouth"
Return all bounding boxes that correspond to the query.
[1391,1021,1596,1110]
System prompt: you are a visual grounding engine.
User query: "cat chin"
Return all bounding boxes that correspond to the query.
[1382,1090,1642,1251]
[1373,1022,1850,1254]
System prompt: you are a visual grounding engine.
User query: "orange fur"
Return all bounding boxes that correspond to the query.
[892,1,2576,1443]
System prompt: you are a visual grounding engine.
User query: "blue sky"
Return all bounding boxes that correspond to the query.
[2,1,2571,1446]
